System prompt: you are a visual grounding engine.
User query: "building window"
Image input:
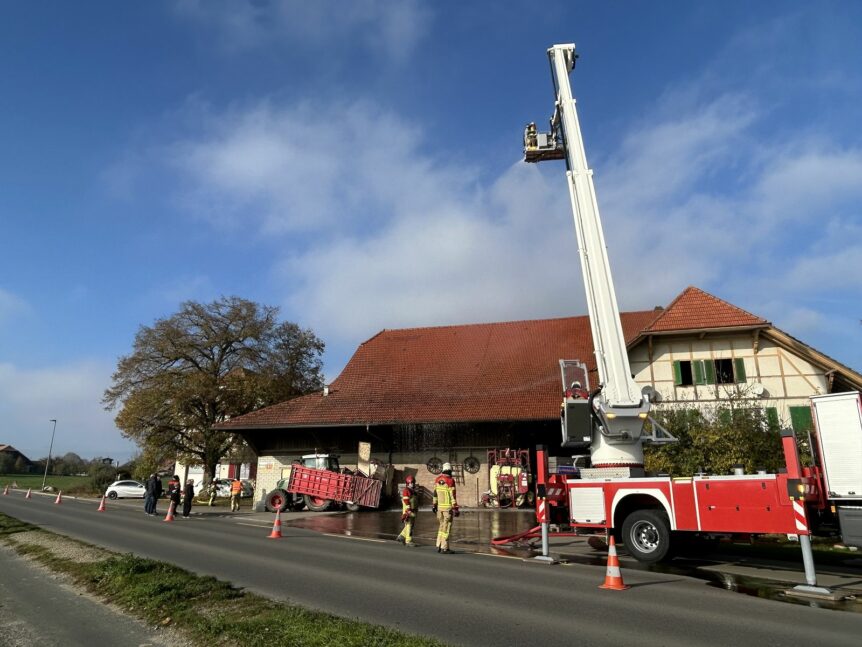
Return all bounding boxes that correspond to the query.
[673,358,747,386]
[766,407,780,429]
[714,358,734,384]
[789,405,813,433]
[674,360,695,386]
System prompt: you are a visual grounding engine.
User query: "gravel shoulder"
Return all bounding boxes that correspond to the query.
[0,540,188,647]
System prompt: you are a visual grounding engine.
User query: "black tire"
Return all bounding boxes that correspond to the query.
[107,491,118,500]
[303,494,333,512]
[265,489,289,513]
[621,509,671,563]
[345,502,361,512]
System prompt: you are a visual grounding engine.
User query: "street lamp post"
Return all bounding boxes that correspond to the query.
[41,419,57,491]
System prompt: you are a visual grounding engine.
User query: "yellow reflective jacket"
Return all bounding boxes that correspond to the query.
[433,474,457,511]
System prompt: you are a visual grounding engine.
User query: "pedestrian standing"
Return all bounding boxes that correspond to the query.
[396,474,418,547]
[182,479,195,518]
[167,474,181,516]
[152,474,163,515]
[229,478,242,512]
[432,462,459,553]
[144,473,156,515]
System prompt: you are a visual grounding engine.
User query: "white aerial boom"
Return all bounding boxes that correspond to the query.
[525,44,651,468]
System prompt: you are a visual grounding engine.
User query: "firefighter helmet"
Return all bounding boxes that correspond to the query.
[405,474,415,485]
[441,462,453,473]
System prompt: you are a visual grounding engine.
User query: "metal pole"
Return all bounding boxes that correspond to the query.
[41,419,57,491]
[533,445,556,564]
[541,516,550,556]
[799,534,818,586]
[790,534,835,598]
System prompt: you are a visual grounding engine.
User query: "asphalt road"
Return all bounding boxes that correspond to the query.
[2,492,862,647]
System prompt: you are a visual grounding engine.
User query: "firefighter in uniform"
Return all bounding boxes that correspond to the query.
[432,462,459,553]
[396,474,418,547]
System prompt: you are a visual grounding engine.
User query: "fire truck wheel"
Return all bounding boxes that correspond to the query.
[265,489,289,513]
[621,509,671,563]
[303,494,334,512]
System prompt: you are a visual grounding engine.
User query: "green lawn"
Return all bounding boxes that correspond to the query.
[0,474,91,492]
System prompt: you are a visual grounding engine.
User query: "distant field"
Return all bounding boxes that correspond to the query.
[0,474,91,492]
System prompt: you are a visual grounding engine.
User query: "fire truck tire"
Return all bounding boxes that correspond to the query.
[303,494,334,512]
[265,489,289,513]
[621,509,671,563]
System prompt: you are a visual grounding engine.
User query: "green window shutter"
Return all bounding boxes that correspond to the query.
[789,406,813,433]
[693,360,705,385]
[766,407,779,428]
[673,361,682,386]
[704,360,717,384]
[734,358,747,383]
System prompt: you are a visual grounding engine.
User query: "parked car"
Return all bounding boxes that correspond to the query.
[105,480,146,499]
[195,478,253,498]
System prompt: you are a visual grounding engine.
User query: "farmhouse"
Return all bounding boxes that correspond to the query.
[0,444,35,473]
[218,287,862,506]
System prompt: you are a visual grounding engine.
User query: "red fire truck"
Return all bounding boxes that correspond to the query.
[536,391,862,563]
[512,44,862,572]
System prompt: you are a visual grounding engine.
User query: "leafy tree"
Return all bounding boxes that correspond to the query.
[89,464,117,493]
[103,296,324,484]
[645,393,787,476]
[61,452,86,475]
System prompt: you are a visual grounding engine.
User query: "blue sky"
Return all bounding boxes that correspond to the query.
[2,1,861,462]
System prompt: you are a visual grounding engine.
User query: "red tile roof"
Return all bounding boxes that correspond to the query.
[642,286,767,333]
[218,287,774,431]
[219,310,658,429]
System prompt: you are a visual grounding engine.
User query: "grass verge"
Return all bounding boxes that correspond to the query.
[0,512,447,647]
[0,474,91,492]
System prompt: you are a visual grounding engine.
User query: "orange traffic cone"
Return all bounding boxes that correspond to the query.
[599,536,630,590]
[25,488,32,499]
[163,501,176,522]
[55,491,63,504]
[267,509,283,539]
[97,495,107,512]
[2,485,8,495]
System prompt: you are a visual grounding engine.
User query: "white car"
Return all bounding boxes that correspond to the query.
[105,480,146,499]
[194,478,254,498]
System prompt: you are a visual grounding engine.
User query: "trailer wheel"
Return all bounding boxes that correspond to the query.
[303,494,333,512]
[265,489,289,513]
[621,509,671,563]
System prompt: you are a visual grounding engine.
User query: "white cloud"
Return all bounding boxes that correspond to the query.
[750,148,862,226]
[169,100,472,235]
[0,361,135,461]
[0,288,31,325]
[173,0,431,61]
[279,163,577,339]
[165,92,862,371]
